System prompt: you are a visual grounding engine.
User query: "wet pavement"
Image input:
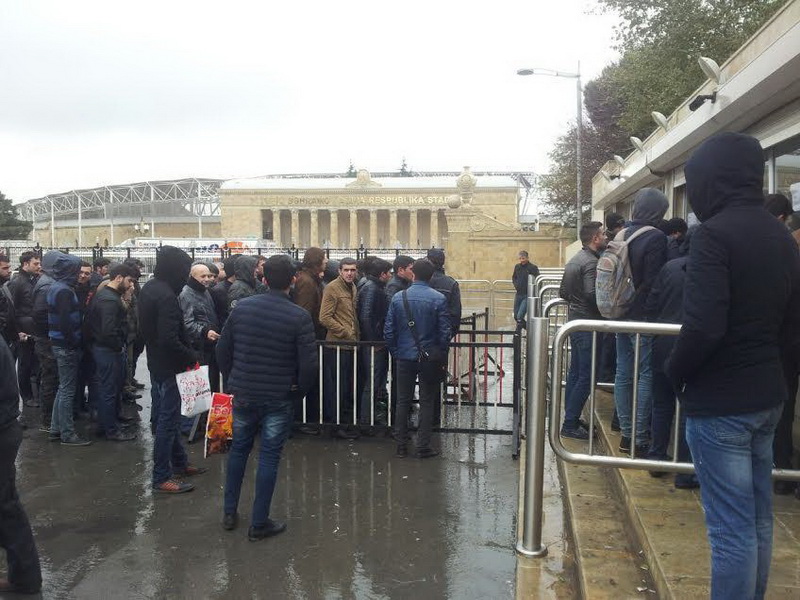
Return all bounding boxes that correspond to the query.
[8,359,539,600]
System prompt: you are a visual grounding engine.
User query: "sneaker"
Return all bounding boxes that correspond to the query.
[415,448,440,459]
[39,425,51,434]
[395,444,408,458]
[222,513,238,531]
[48,432,61,442]
[248,519,286,541]
[297,425,321,436]
[560,425,590,440]
[618,437,631,453]
[106,430,136,442]
[61,435,92,447]
[622,443,650,457]
[333,426,359,440]
[153,479,194,494]
[174,465,208,477]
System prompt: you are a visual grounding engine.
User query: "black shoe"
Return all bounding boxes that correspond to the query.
[333,427,359,440]
[48,432,61,442]
[248,519,286,541]
[124,391,143,401]
[222,513,238,531]
[133,380,146,390]
[415,448,439,459]
[649,470,668,478]
[561,425,590,440]
[774,480,798,495]
[23,398,40,408]
[619,436,631,453]
[624,443,650,457]
[119,412,141,423]
[106,430,136,442]
[61,435,92,447]
[395,444,408,458]
[297,425,321,436]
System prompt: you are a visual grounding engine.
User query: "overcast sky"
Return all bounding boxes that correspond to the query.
[0,0,618,202]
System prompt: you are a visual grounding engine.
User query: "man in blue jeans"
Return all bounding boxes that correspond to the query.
[558,221,606,439]
[613,188,669,456]
[47,252,92,447]
[86,263,138,442]
[217,255,316,541]
[666,133,800,600]
[139,246,203,494]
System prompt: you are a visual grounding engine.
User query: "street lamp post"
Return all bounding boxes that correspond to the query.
[517,63,583,240]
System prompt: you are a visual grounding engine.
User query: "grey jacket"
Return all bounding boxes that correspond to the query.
[559,247,601,320]
[178,279,220,361]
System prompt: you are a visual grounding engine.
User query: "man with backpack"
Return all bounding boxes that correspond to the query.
[596,188,668,456]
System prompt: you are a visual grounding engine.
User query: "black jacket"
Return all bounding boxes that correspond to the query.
[512,262,540,295]
[559,247,601,320]
[0,338,20,430]
[228,256,259,310]
[216,289,316,404]
[209,279,232,327]
[0,283,17,347]
[138,246,197,379]
[646,256,688,372]
[385,275,410,301]
[87,285,127,352]
[357,275,389,342]
[7,271,37,334]
[622,223,667,321]
[665,132,800,417]
[179,277,220,362]
[429,268,462,336]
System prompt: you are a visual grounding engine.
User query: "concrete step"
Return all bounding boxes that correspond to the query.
[590,390,800,598]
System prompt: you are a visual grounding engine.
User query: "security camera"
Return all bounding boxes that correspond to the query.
[689,92,717,112]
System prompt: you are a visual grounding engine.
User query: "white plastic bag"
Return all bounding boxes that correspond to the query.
[176,365,212,417]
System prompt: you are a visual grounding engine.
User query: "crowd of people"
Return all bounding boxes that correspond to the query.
[0,241,465,585]
[558,132,800,599]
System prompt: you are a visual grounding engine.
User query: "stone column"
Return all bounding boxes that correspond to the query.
[310,209,319,247]
[291,209,299,247]
[389,209,398,248]
[430,209,439,248]
[330,209,339,247]
[273,209,282,247]
[349,209,359,248]
[369,209,378,248]
[409,209,418,249]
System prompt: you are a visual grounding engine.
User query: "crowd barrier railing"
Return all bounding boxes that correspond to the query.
[516,311,800,557]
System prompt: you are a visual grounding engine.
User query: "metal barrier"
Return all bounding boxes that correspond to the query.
[516,315,800,557]
[302,333,522,453]
[459,279,493,320]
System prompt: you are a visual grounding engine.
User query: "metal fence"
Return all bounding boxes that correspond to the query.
[516,312,800,557]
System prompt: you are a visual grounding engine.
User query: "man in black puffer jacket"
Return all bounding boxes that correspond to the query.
[139,246,202,494]
[665,133,800,599]
[217,255,316,541]
[227,255,262,310]
[357,257,392,426]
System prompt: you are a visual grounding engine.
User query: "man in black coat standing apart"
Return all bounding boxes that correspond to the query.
[139,246,204,494]
[666,133,800,599]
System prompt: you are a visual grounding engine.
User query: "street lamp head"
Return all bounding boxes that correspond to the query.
[517,68,535,76]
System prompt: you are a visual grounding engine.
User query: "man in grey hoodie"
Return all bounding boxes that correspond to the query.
[612,188,669,457]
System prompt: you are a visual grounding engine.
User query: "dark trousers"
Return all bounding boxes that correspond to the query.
[15,341,36,404]
[649,369,691,463]
[323,348,355,425]
[35,338,58,428]
[92,346,125,435]
[224,400,293,527]
[151,374,188,485]
[774,361,798,469]
[598,332,616,383]
[394,359,440,450]
[0,422,41,593]
[359,347,389,425]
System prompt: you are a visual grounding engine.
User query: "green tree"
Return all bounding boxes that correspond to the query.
[399,157,411,176]
[538,0,784,222]
[346,160,356,177]
[0,191,33,239]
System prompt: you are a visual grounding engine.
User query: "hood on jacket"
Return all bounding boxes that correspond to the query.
[50,253,82,285]
[153,246,192,294]
[233,255,257,288]
[41,251,62,277]
[685,132,764,222]
[631,188,669,225]
[678,225,698,256]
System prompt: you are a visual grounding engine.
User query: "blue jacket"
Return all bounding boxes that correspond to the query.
[384,281,451,361]
[216,289,317,404]
[46,253,82,349]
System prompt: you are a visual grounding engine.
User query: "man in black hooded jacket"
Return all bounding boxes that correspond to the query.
[139,246,204,494]
[228,255,261,310]
[665,133,800,599]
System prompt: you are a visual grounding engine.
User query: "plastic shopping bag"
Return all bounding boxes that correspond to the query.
[176,365,212,417]
[205,392,234,457]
